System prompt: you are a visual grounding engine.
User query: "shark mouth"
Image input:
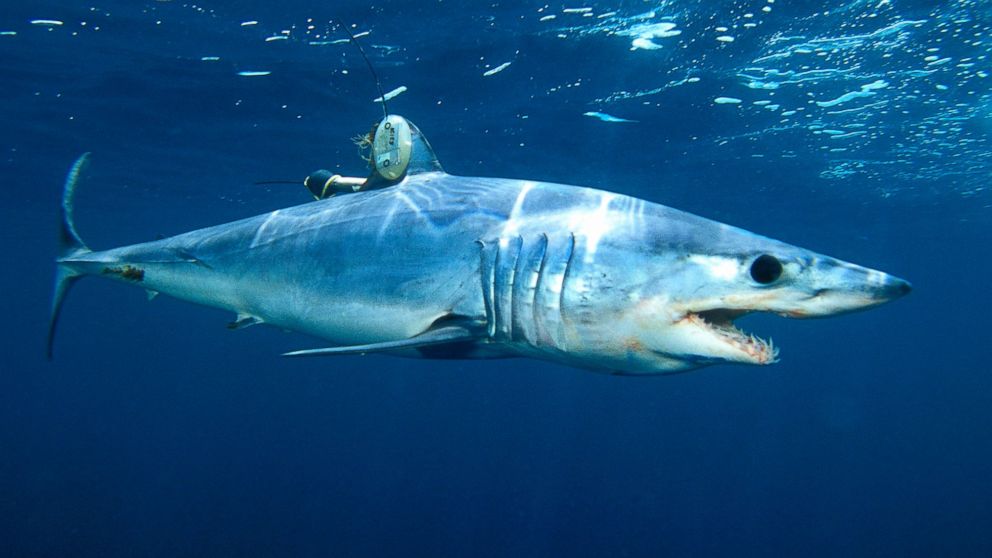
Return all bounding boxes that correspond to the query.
[689,309,779,365]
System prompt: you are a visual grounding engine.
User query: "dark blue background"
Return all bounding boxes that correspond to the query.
[2,1,990,556]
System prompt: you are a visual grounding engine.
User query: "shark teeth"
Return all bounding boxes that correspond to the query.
[693,309,779,364]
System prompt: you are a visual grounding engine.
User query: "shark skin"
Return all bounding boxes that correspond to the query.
[50,123,910,375]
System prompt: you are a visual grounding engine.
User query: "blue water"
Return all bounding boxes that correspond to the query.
[3,1,991,556]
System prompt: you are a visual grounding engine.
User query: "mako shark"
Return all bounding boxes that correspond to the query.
[49,115,910,374]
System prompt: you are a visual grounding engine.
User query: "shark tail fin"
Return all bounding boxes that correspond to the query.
[48,153,92,360]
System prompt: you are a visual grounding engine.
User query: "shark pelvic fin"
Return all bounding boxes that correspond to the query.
[227,313,263,330]
[282,325,480,358]
[48,153,93,360]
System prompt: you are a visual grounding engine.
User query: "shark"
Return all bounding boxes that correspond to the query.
[49,116,910,374]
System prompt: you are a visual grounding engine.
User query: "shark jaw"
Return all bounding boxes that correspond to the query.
[686,309,779,365]
[629,299,782,368]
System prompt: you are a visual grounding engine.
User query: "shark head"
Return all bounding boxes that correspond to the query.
[631,247,910,370]
[571,208,911,374]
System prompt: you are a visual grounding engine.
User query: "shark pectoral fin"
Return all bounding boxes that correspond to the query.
[282,325,480,358]
[227,313,263,330]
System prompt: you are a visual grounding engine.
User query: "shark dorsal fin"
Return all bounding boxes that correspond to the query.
[404,119,443,175]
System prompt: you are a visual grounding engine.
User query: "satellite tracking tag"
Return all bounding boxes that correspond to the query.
[372,115,413,181]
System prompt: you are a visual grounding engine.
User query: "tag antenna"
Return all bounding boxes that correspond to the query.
[336,19,388,119]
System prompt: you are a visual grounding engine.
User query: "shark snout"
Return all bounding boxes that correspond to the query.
[845,263,911,302]
[879,274,912,299]
[792,261,911,317]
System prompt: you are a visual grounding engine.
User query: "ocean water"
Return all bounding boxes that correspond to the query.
[2,1,991,556]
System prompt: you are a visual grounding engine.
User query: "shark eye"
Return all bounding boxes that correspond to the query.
[750,254,783,284]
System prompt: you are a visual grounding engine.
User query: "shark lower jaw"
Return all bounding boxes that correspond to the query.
[682,308,780,365]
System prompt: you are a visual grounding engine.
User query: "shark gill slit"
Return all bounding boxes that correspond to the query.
[478,240,497,338]
[529,233,552,347]
[511,233,548,345]
[558,234,576,350]
[476,233,576,352]
[529,233,574,351]
[494,236,522,341]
